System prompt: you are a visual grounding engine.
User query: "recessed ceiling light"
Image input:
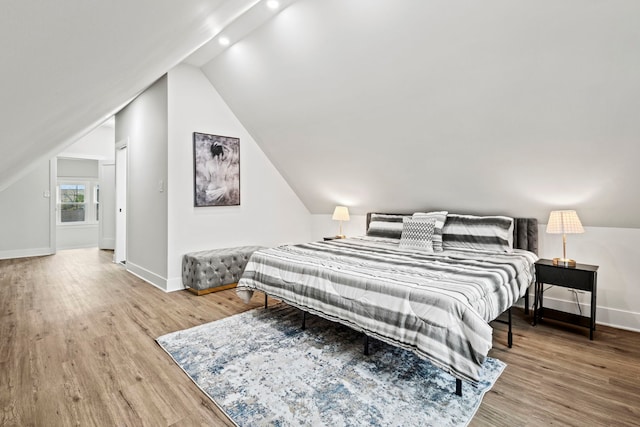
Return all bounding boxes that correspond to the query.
[219,36,230,46]
[266,0,280,10]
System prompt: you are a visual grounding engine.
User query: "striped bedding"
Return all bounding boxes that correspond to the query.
[237,236,537,385]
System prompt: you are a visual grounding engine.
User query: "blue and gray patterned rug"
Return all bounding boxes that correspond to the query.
[157,304,505,426]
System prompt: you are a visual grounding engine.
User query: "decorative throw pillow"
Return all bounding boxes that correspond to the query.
[442,214,514,252]
[367,213,408,239]
[412,211,448,252]
[399,217,436,252]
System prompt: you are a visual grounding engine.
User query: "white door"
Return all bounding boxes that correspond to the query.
[98,161,116,250]
[114,145,127,263]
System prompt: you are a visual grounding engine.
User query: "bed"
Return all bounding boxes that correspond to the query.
[237,212,538,394]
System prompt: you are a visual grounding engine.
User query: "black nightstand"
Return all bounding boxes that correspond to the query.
[323,236,343,241]
[533,259,599,340]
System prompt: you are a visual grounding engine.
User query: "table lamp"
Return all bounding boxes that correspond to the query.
[546,210,584,267]
[332,206,350,238]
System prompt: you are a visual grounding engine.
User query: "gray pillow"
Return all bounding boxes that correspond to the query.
[442,214,514,252]
[412,211,448,252]
[367,213,407,239]
[399,217,436,252]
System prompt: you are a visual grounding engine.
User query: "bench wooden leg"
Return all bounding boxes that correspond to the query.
[186,282,237,296]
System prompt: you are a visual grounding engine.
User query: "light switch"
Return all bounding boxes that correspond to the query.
[43,190,50,198]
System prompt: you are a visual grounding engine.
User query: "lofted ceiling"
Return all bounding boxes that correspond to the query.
[0,0,281,191]
[201,0,640,228]
[2,0,639,228]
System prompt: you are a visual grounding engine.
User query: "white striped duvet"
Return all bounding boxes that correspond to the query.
[237,236,537,385]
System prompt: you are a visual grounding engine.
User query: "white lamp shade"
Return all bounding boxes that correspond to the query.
[332,206,350,221]
[546,210,584,234]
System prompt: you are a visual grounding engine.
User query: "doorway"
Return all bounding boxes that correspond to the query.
[114,142,127,264]
[98,161,116,250]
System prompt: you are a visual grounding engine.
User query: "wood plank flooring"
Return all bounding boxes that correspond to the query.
[1,248,639,426]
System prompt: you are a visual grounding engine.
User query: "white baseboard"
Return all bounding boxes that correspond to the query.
[0,247,54,260]
[540,295,640,333]
[126,261,168,291]
[166,276,185,292]
[518,291,640,333]
[99,238,115,250]
[119,263,185,293]
[56,243,98,250]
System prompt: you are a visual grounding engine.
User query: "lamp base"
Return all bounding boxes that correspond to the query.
[552,257,576,268]
[335,235,346,239]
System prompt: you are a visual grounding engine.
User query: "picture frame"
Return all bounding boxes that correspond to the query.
[193,132,240,207]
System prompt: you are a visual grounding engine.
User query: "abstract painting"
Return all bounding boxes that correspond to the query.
[193,132,240,207]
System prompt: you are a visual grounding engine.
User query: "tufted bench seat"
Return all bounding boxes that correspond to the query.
[182,246,265,296]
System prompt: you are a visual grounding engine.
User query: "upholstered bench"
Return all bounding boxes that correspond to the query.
[182,246,265,296]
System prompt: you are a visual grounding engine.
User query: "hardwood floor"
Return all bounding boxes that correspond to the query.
[1,248,639,426]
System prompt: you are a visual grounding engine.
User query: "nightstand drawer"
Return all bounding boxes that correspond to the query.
[535,264,594,291]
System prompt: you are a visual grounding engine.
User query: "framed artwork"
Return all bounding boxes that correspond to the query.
[193,132,240,207]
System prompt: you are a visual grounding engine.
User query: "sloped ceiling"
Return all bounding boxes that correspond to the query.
[2,0,638,228]
[201,0,640,228]
[0,0,264,191]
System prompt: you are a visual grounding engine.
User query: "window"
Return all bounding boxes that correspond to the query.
[59,183,86,223]
[57,180,99,225]
[94,184,100,221]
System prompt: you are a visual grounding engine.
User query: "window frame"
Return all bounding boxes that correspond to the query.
[94,184,100,222]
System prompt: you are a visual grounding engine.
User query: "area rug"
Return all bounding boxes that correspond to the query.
[157,304,505,427]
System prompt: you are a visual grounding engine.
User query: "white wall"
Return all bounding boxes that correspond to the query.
[57,125,115,161]
[57,158,99,177]
[166,64,312,290]
[56,225,99,250]
[0,158,54,259]
[115,76,169,288]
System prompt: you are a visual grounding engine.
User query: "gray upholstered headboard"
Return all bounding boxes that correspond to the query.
[511,217,538,255]
[365,212,538,255]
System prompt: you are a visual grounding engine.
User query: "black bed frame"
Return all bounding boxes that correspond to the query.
[264,213,538,397]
